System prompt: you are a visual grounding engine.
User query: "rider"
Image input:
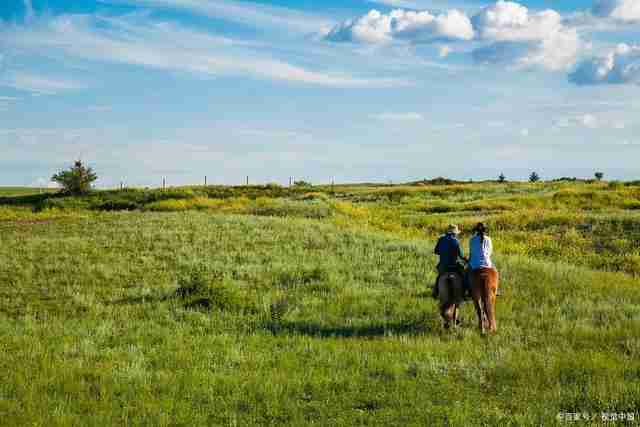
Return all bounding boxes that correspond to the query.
[468,222,501,296]
[432,224,467,299]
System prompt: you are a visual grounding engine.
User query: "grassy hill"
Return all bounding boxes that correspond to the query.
[1,182,639,425]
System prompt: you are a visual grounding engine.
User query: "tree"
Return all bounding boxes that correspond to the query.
[498,173,507,183]
[529,171,540,183]
[51,160,97,195]
[595,171,604,181]
[293,180,312,187]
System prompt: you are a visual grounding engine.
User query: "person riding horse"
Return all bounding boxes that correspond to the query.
[432,225,468,299]
[468,222,501,332]
[468,222,501,297]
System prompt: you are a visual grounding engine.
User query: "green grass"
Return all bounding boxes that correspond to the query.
[1,182,639,425]
[0,187,55,197]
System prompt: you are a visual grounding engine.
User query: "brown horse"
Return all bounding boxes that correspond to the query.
[470,268,499,333]
[437,272,464,329]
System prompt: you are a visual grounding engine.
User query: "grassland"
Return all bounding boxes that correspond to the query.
[0,186,55,197]
[1,181,639,426]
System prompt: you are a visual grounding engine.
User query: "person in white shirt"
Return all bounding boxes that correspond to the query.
[469,222,493,270]
[468,222,501,295]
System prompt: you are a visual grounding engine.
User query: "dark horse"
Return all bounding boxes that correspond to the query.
[437,272,464,329]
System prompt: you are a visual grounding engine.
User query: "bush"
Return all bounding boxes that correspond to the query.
[176,270,246,312]
[33,196,91,212]
[92,200,140,211]
[51,160,97,195]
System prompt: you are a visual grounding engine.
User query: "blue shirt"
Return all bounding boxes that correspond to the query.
[434,233,464,269]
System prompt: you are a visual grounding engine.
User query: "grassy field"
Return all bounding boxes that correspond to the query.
[0,186,55,197]
[1,181,639,425]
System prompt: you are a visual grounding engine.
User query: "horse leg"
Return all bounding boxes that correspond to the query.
[472,297,484,334]
[481,287,493,333]
[488,290,497,332]
[452,305,458,329]
[440,304,450,329]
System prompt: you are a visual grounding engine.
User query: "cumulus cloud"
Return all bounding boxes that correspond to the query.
[326,1,580,71]
[592,0,640,22]
[472,1,560,41]
[471,1,580,71]
[569,43,640,85]
[324,8,473,44]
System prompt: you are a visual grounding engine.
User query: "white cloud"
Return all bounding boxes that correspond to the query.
[325,10,394,44]
[372,112,424,121]
[31,178,59,189]
[325,8,473,44]
[555,114,599,128]
[472,2,561,41]
[438,45,451,57]
[102,0,333,34]
[326,2,580,71]
[569,43,640,85]
[553,113,630,129]
[471,1,580,71]
[1,73,87,95]
[581,114,598,128]
[592,0,640,22]
[4,14,409,88]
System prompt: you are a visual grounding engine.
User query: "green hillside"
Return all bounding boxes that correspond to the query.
[1,182,639,425]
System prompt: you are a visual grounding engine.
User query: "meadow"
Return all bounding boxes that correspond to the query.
[1,181,639,426]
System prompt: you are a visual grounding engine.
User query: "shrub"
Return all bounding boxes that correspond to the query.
[92,200,140,211]
[51,160,97,195]
[176,270,245,312]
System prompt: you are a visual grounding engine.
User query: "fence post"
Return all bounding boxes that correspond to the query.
[204,176,207,186]
[246,176,249,186]
[162,177,166,191]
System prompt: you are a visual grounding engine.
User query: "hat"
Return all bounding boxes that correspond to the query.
[447,224,460,235]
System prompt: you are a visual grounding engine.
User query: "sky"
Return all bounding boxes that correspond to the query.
[1,0,640,187]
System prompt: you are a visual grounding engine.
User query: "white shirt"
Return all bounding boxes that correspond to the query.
[469,234,493,270]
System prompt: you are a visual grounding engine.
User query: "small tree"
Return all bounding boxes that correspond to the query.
[529,171,540,183]
[498,173,507,183]
[51,160,97,195]
[293,180,312,187]
[595,171,604,181]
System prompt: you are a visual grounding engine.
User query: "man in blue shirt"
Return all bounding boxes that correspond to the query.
[432,224,468,299]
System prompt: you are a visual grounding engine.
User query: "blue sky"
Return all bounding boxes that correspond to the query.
[1,0,640,187]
